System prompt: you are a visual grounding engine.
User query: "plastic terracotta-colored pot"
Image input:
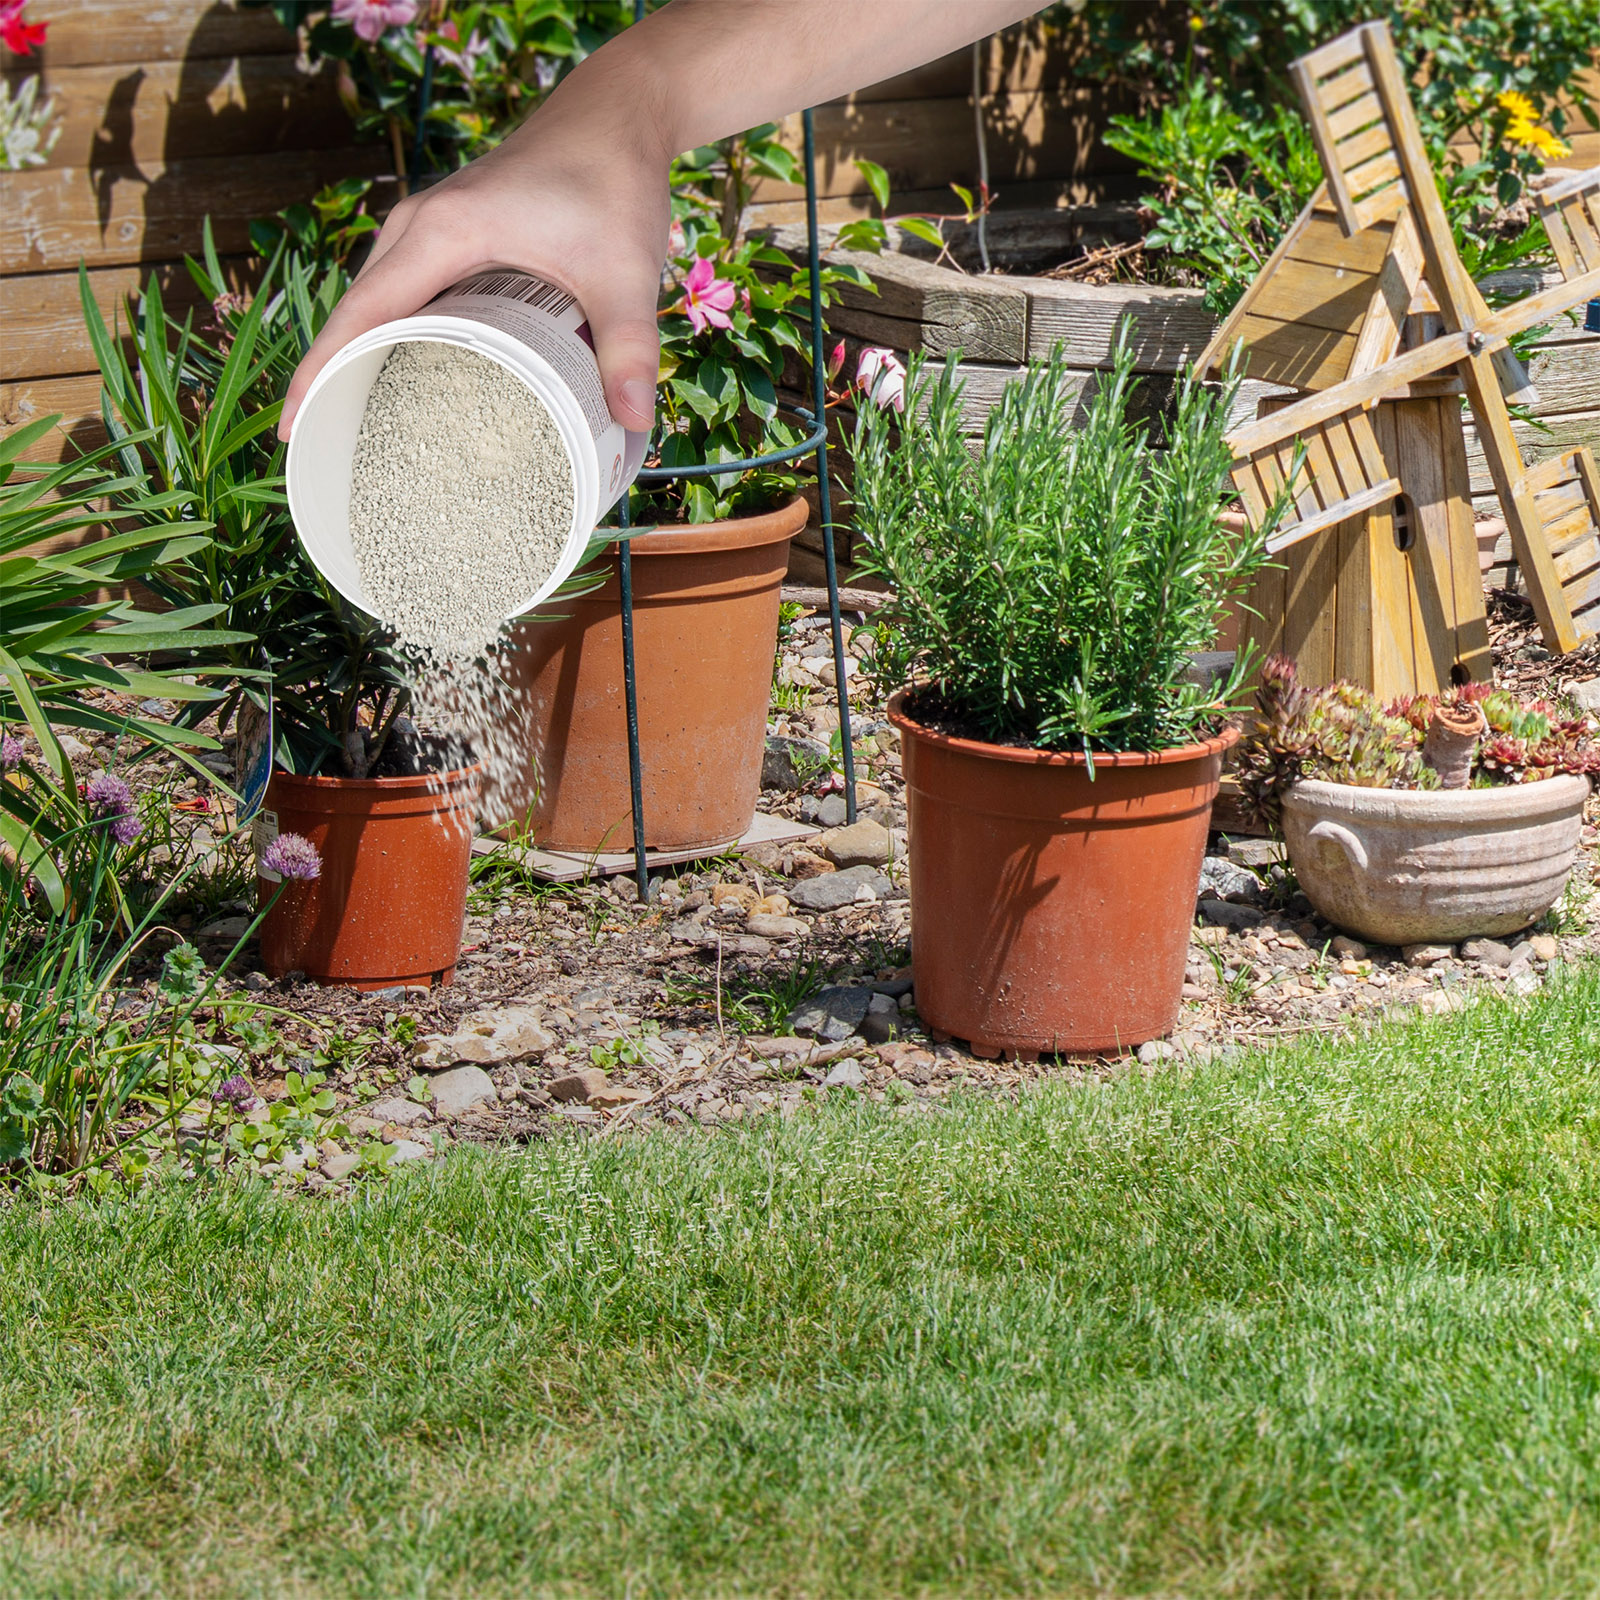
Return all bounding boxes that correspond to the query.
[256,767,479,990]
[481,494,805,853]
[890,690,1236,1056]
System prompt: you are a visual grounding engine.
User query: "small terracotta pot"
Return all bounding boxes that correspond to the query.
[257,767,479,990]
[890,690,1235,1056]
[483,494,805,853]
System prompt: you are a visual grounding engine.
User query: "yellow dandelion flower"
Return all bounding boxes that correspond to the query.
[1497,89,1538,121]
[1505,115,1572,161]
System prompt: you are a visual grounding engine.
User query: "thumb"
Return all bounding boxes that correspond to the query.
[578,259,662,433]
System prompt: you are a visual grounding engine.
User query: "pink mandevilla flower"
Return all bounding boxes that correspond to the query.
[825,339,848,384]
[0,1,47,55]
[260,832,322,882]
[332,0,418,44]
[856,346,907,413]
[682,256,737,335]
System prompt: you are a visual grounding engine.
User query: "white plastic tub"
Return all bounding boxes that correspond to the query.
[286,270,648,625]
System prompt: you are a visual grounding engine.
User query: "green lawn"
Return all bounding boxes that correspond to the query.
[8,973,1600,1598]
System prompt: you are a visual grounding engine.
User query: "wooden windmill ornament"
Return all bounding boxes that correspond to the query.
[1203,20,1600,697]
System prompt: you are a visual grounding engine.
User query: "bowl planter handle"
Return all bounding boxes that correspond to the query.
[1307,818,1369,871]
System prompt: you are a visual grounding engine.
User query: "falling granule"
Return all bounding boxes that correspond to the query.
[345,339,571,806]
[348,339,575,661]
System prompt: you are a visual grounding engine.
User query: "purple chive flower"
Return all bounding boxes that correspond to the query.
[260,832,322,881]
[213,1074,256,1108]
[0,732,21,771]
[85,770,142,848]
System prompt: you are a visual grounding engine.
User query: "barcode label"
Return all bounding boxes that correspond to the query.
[450,271,575,317]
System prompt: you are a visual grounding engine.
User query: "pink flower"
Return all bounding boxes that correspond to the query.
[260,832,322,882]
[432,18,489,77]
[856,346,906,413]
[682,256,736,335]
[826,338,847,383]
[331,0,418,44]
[0,0,46,54]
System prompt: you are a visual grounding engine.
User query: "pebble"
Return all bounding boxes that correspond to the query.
[712,883,758,912]
[387,1138,433,1163]
[1138,1040,1177,1064]
[367,1095,431,1127]
[1198,856,1263,904]
[1461,937,1514,968]
[823,1058,866,1088]
[1197,900,1264,930]
[761,734,829,791]
[320,1150,361,1181]
[427,1064,497,1118]
[817,819,894,869]
[1330,936,1368,961]
[1529,934,1559,962]
[747,914,809,939]
[788,985,873,1042]
[549,1067,611,1104]
[416,1006,553,1066]
[1402,943,1454,967]
[788,865,894,912]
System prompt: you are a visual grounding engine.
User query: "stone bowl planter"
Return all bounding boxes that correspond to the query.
[1280,775,1589,946]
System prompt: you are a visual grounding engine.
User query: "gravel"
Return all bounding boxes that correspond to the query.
[347,340,574,660]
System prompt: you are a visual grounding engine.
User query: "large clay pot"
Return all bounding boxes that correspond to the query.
[256,767,479,990]
[1281,774,1587,945]
[890,691,1234,1057]
[484,495,805,853]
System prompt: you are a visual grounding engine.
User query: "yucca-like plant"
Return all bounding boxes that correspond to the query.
[849,333,1276,753]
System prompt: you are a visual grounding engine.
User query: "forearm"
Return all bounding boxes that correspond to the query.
[529,0,1044,164]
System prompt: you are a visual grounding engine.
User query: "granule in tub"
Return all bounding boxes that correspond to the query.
[347,340,575,661]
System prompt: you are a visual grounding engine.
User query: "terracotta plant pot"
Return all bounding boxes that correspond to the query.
[483,494,806,853]
[889,690,1236,1056]
[257,767,479,990]
[1281,774,1588,945]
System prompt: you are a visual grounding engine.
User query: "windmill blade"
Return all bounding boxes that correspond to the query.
[1535,166,1600,281]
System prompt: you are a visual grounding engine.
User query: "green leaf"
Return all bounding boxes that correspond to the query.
[855,158,891,211]
[896,217,945,249]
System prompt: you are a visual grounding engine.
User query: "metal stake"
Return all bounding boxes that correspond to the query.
[802,107,858,823]
[617,503,651,904]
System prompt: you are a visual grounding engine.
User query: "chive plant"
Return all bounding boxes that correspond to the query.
[850,334,1282,754]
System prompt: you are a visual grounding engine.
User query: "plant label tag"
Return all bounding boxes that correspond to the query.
[235,694,274,824]
[253,809,280,883]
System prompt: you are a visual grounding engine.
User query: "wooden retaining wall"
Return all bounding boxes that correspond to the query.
[779,223,1599,582]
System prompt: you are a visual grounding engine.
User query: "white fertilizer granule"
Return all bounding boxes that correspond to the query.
[348,339,574,660]
[343,339,573,807]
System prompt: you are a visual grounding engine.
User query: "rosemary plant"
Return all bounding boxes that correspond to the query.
[850,334,1277,753]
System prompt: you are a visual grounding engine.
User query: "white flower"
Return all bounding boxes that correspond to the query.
[856,346,906,413]
[0,74,59,171]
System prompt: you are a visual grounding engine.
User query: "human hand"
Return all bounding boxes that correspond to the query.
[278,93,670,441]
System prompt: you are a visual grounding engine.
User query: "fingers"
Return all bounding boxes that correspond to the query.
[279,206,478,440]
[577,254,665,432]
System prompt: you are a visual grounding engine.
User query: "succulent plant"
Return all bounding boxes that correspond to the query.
[1237,656,1600,829]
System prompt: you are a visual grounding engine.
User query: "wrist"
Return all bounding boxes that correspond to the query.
[532,29,678,171]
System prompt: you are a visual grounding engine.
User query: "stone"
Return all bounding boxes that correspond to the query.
[1192,925,1230,948]
[869,971,915,998]
[667,919,717,946]
[428,1065,496,1118]
[1219,838,1286,869]
[751,893,791,916]
[860,1011,898,1045]
[787,985,873,1042]
[762,734,829,791]
[1529,934,1560,962]
[55,732,91,763]
[388,1138,432,1163]
[1330,936,1368,961]
[1137,1039,1177,1064]
[320,1150,361,1181]
[1572,679,1600,713]
[367,1096,431,1127]
[590,1084,651,1110]
[1461,937,1514,968]
[1507,970,1540,998]
[823,1058,866,1088]
[785,849,836,881]
[1506,940,1535,970]
[1198,856,1263,904]
[1402,943,1454,967]
[712,883,758,912]
[1197,900,1263,931]
[817,794,849,829]
[242,971,271,992]
[549,1067,611,1104]
[747,914,809,940]
[416,1006,554,1067]
[746,1035,810,1059]
[788,865,894,912]
[727,935,772,958]
[197,915,252,943]
[817,818,894,869]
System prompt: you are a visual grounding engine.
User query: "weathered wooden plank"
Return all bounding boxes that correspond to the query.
[0,259,247,382]
[1023,277,1213,370]
[1465,409,1600,496]
[1,146,391,273]
[1233,311,1358,390]
[6,0,294,68]
[9,54,352,171]
[0,373,107,459]
[1244,254,1381,339]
